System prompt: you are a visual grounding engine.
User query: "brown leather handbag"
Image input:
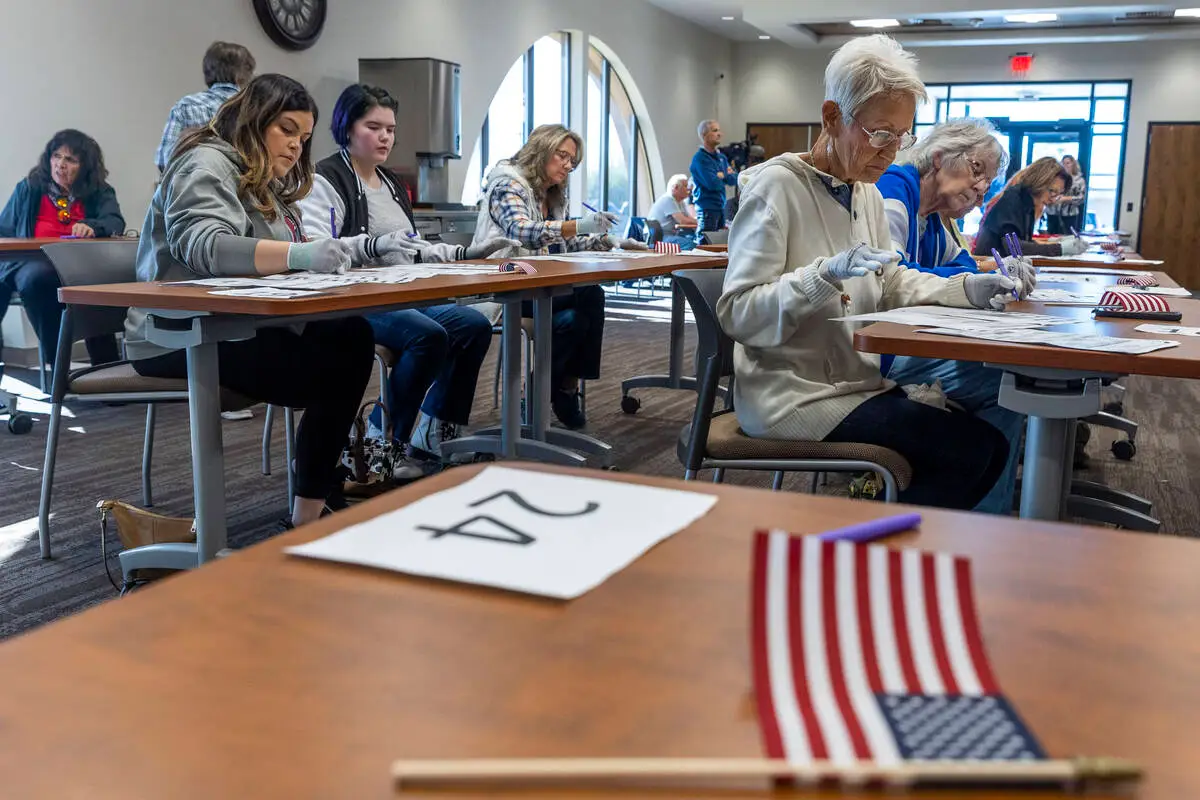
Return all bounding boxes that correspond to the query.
[97,500,196,588]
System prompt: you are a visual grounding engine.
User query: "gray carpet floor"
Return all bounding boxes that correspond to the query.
[2,305,1197,639]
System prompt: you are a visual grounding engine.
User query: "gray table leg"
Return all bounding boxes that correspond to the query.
[500,300,522,460]
[531,292,554,442]
[186,341,227,564]
[1019,415,1073,520]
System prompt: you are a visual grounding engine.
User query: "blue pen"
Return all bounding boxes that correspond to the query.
[329,206,337,238]
[992,248,1020,301]
[582,202,599,213]
[1070,225,1081,240]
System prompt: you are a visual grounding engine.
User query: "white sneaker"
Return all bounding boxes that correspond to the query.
[392,454,427,481]
[411,412,473,463]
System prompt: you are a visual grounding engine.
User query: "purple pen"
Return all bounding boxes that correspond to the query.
[60,235,79,239]
[1009,232,1023,258]
[817,512,922,544]
[992,248,1020,301]
[329,206,337,238]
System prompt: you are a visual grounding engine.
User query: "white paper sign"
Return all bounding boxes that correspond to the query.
[285,466,718,599]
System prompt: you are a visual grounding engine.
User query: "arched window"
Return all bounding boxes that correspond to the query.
[462,33,654,221]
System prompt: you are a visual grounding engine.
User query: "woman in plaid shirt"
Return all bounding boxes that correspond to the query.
[472,124,635,429]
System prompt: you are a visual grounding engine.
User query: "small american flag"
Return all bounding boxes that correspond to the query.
[654,241,682,254]
[1098,290,1170,313]
[1116,274,1158,288]
[751,531,1045,766]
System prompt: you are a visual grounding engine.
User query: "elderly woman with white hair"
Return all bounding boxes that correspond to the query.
[717,35,1020,512]
[875,118,1029,514]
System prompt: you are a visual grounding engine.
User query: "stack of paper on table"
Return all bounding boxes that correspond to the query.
[285,466,718,599]
[1028,288,1103,304]
[916,326,1178,355]
[1037,266,1154,276]
[834,306,1075,331]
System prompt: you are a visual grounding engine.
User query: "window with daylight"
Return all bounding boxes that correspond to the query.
[462,34,654,222]
[915,81,1131,233]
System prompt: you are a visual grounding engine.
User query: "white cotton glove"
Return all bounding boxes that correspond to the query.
[286,237,359,274]
[1059,236,1088,256]
[965,272,1018,310]
[1002,255,1036,298]
[615,237,649,251]
[576,211,619,235]
[817,243,899,284]
[463,237,520,260]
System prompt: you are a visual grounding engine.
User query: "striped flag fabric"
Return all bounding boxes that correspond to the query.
[1116,274,1158,288]
[1097,290,1170,313]
[751,531,1045,766]
[654,241,682,254]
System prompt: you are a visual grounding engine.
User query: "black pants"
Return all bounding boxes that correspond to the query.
[132,318,374,501]
[521,285,605,385]
[0,260,120,367]
[823,388,1009,510]
[697,208,725,233]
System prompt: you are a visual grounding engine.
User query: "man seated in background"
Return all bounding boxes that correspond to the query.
[647,173,698,246]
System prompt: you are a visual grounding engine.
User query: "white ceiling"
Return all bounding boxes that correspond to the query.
[645,1,1200,46]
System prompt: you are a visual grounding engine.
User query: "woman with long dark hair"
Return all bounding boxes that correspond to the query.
[126,74,414,526]
[298,84,513,475]
[0,129,125,367]
[973,156,1086,257]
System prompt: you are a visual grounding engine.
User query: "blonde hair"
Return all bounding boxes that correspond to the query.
[508,124,584,210]
[987,156,1070,211]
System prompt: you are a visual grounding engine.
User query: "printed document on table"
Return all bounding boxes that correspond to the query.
[916,326,1178,355]
[1037,274,1102,285]
[1136,323,1200,337]
[834,305,1076,331]
[1038,267,1154,276]
[1128,286,1192,297]
[1029,288,1103,304]
[285,466,718,599]
[209,287,324,299]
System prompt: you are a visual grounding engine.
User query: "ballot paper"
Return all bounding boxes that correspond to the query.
[1036,274,1102,285]
[916,326,1178,355]
[178,263,503,291]
[1128,286,1193,297]
[285,466,718,599]
[519,253,629,262]
[1136,323,1200,337]
[1037,267,1154,277]
[1029,288,1103,304]
[835,305,1075,331]
[209,287,324,299]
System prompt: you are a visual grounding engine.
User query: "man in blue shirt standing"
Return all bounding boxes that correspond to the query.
[689,120,738,235]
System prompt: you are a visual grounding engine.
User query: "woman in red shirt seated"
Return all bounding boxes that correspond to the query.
[0,129,126,371]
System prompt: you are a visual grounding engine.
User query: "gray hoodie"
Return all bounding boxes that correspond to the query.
[124,139,299,360]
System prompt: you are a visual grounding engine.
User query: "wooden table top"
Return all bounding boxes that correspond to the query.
[856,271,1200,379]
[1029,251,1160,269]
[56,253,728,316]
[0,464,1194,799]
[0,235,120,257]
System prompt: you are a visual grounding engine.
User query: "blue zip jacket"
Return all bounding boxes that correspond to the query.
[689,148,736,213]
[876,164,977,277]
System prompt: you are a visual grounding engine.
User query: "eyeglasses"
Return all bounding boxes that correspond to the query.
[855,118,916,151]
[964,157,995,188]
[552,149,580,171]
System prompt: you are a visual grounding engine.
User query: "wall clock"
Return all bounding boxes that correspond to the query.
[252,0,326,51]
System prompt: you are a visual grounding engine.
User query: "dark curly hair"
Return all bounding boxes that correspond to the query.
[28,129,109,199]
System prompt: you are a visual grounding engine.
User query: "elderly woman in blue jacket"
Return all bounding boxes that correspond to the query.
[875,118,1027,515]
[0,129,125,369]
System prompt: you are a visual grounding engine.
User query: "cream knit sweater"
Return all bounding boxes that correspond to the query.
[716,154,972,441]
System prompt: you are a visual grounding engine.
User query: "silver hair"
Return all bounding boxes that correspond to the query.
[897,118,1009,176]
[667,173,689,190]
[697,119,718,140]
[824,34,927,122]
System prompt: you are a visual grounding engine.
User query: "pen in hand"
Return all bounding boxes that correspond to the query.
[991,248,1021,302]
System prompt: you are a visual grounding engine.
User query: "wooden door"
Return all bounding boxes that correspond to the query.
[1140,123,1200,288]
[746,123,821,159]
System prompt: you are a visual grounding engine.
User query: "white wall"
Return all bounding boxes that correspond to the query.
[730,39,1200,240]
[0,0,731,229]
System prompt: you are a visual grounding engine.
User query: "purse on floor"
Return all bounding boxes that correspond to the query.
[97,500,196,589]
[338,400,403,497]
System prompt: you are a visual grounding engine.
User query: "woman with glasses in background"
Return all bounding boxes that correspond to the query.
[973,155,1086,257]
[874,118,1027,514]
[0,129,125,371]
[473,124,633,429]
[718,35,1019,511]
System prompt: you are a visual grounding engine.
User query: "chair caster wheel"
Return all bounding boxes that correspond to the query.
[620,395,641,414]
[1112,439,1136,460]
[7,412,33,435]
[1103,401,1124,416]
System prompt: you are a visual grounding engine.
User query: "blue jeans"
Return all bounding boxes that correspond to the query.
[696,208,724,234]
[885,356,1025,515]
[366,304,493,443]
